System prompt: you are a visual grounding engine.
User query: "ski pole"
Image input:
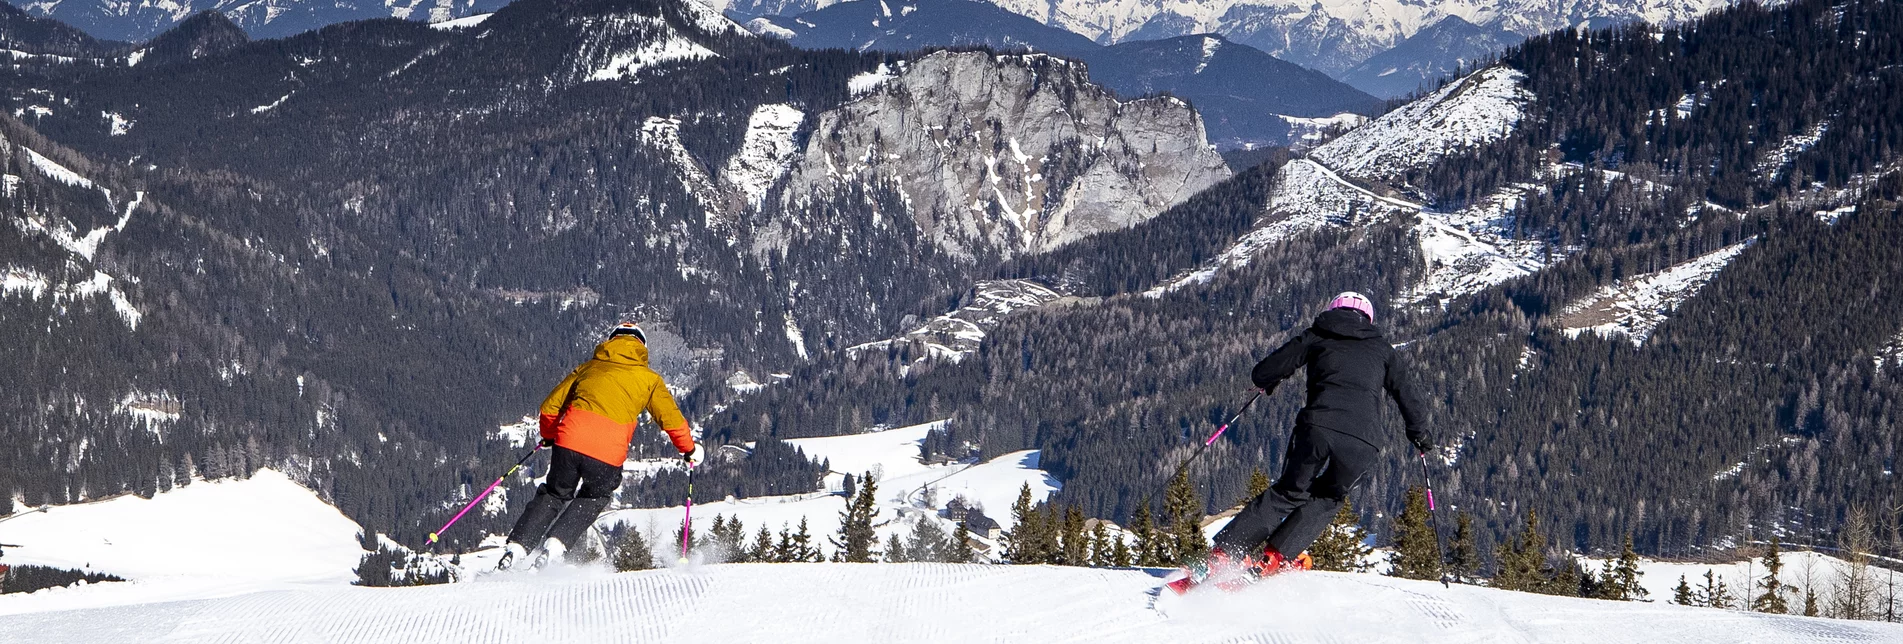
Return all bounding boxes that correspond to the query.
[1142,390,1264,508]
[1419,451,1451,587]
[679,457,696,565]
[427,443,545,547]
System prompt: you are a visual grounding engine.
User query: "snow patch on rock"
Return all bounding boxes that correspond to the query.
[848,62,897,96]
[586,37,718,81]
[1876,330,1903,372]
[722,104,806,208]
[1309,66,1531,182]
[848,279,1063,363]
[428,12,492,30]
[1557,239,1754,346]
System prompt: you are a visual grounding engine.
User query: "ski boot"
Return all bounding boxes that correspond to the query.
[495,542,529,572]
[1255,545,1313,579]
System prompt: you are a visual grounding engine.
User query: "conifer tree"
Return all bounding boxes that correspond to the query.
[1006,484,1038,564]
[620,525,666,571]
[1061,506,1088,566]
[1544,556,1583,597]
[1700,569,1735,609]
[790,518,821,562]
[751,525,776,563]
[1449,511,1479,584]
[833,471,880,563]
[1033,505,1064,564]
[612,526,655,572]
[1674,575,1696,606]
[773,524,796,563]
[885,532,910,563]
[1088,522,1112,568]
[1388,486,1441,580]
[1602,534,1647,601]
[907,517,950,563]
[1308,497,1372,572]
[1130,502,1166,566]
[1243,469,1271,504]
[1110,533,1133,567]
[1803,586,1820,617]
[1162,469,1208,565]
[947,521,976,564]
[1752,536,1789,613]
[1492,509,1546,592]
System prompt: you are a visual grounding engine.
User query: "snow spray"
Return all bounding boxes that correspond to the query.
[428,443,545,546]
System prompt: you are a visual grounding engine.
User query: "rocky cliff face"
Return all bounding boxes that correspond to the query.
[769,51,1229,259]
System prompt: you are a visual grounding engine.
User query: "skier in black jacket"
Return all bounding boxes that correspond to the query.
[1200,292,1433,583]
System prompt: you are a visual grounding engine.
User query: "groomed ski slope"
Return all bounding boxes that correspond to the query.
[11,562,1901,643]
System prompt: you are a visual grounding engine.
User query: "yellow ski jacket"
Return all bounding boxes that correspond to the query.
[538,335,693,465]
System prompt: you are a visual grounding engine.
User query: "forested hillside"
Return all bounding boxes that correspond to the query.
[0,0,1230,546]
[700,0,1903,561]
[3,0,1898,573]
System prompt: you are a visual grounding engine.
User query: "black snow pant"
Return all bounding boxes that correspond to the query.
[1213,424,1379,558]
[507,445,623,552]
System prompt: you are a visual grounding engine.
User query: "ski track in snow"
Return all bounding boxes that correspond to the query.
[13,563,1903,643]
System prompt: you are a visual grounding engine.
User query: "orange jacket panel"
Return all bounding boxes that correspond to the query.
[538,335,692,466]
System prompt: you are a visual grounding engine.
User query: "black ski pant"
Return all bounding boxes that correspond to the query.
[507,445,623,552]
[1213,424,1379,559]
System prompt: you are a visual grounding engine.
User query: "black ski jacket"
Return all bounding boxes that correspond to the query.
[1252,308,1432,449]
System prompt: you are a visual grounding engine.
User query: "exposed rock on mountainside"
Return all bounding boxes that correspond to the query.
[772,51,1230,258]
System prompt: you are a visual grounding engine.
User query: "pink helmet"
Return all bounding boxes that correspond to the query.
[1328,291,1374,323]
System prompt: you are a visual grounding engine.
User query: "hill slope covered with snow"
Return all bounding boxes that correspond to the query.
[11,562,1903,643]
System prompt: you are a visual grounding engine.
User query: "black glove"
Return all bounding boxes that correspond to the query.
[1409,432,1434,455]
[539,437,556,448]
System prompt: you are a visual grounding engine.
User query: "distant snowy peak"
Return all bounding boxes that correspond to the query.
[1556,239,1756,346]
[10,0,511,41]
[721,0,1739,75]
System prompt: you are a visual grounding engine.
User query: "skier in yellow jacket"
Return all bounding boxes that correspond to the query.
[499,322,703,570]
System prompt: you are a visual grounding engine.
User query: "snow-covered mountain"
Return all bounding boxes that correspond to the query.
[751,0,1384,148]
[715,0,1737,77]
[1150,65,1555,305]
[3,0,511,41]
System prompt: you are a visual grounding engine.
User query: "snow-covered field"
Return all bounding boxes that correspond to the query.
[5,431,1902,642]
[600,420,1058,554]
[12,561,1903,643]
